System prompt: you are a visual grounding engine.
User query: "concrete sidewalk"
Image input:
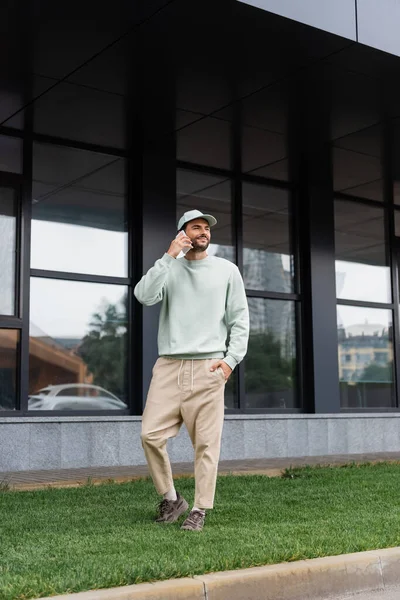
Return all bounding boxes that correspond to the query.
[1,451,400,490]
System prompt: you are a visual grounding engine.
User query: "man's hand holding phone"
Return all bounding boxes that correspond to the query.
[167,231,193,258]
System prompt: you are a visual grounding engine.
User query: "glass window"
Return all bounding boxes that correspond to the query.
[333,124,383,202]
[0,136,23,174]
[176,170,234,262]
[393,120,400,206]
[243,184,294,292]
[245,299,298,409]
[337,305,394,408]
[334,200,390,303]
[224,370,238,410]
[395,209,400,236]
[0,329,19,410]
[29,278,128,411]
[0,187,17,315]
[242,128,287,177]
[33,81,125,149]
[31,144,128,277]
[177,117,231,170]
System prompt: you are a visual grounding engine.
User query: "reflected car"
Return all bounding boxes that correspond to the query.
[28,384,127,410]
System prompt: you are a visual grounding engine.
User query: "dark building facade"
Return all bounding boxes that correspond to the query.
[2,0,400,471]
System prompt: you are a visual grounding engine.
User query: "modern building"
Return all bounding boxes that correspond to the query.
[2,0,400,471]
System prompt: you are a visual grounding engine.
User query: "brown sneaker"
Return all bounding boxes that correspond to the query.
[155,493,188,523]
[180,509,205,531]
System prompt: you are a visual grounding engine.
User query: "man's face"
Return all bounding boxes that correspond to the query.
[184,218,211,252]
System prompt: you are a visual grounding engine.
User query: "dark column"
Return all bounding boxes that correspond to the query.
[135,21,177,410]
[140,153,176,408]
[292,67,340,413]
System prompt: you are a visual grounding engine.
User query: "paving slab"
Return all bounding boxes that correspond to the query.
[1,451,400,491]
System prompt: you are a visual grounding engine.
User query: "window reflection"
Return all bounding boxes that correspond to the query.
[176,170,234,262]
[337,306,394,408]
[245,299,297,409]
[224,370,238,410]
[243,184,294,293]
[393,119,400,206]
[334,200,390,303]
[0,330,19,410]
[0,187,17,315]
[333,124,383,202]
[177,117,231,170]
[240,80,288,178]
[29,279,128,411]
[31,144,128,277]
[0,135,23,174]
[395,209,400,237]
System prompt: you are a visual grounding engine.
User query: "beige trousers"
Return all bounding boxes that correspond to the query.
[141,357,226,509]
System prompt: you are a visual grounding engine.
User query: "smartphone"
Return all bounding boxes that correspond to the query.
[176,231,192,255]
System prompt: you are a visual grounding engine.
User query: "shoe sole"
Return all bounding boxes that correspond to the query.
[156,498,189,524]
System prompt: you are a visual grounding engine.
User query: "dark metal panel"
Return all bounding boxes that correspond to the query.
[30,269,130,286]
[176,160,295,190]
[31,132,129,158]
[245,290,299,301]
[138,19,177,411]
[237,0,357,41]
[231,84,244,410]
[0,318,22,328]
[140,151,176,409]
[19,130,33,413]
[384,116,400,409]
[294,70,340,414]
[26,409,131,417]
[0,126,25,139]
[335,191,390,208]
[337,298,395,310]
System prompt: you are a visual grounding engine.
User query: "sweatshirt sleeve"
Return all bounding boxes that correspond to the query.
[224,267,250,370]
[134,253,175,306]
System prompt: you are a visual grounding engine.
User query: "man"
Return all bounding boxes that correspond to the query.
[134,209,249,531]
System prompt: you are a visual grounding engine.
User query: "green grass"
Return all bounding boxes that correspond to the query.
[1,463,400,599]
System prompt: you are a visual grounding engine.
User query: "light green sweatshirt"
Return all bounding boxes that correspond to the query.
[134,253,249,370]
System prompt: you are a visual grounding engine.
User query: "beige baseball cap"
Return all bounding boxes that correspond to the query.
[177,209,217,231]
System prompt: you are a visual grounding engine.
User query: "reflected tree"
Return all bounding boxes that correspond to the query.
[78,296,127,399]
[245,332,294,392]
[360,362,392,383]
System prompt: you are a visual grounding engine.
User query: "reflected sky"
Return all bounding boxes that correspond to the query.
[31,220,128,277]
[30,278,126,338]
[0,189,16,316]
[337,304,391,331]
[336,260,391,305]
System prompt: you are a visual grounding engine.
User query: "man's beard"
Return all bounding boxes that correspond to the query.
[191,237,210,252]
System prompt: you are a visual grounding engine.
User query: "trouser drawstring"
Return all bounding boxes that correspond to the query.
[177,359,195,392]
[177,360,184,388]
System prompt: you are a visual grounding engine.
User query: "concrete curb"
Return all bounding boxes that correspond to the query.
[40,546,400,600]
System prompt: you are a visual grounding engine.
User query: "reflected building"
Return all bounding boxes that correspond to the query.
[218,244,295,360]
[338,322,392,384]
[29,323,90,394]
